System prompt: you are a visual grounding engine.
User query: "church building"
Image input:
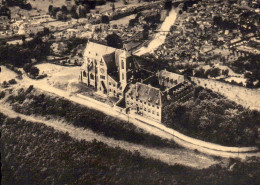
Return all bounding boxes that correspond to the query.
[80,41,132,98]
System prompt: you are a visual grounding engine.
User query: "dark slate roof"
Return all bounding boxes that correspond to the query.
[103,52,116,71]
[127,82,161,105]
[103,52,119,82]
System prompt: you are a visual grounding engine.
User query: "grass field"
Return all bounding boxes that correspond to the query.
[28,0,70,13]
[28,0,147,14]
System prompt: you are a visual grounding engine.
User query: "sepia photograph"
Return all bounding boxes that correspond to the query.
[0,0,259,184]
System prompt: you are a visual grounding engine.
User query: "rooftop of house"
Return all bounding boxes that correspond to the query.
[126,82,161,105]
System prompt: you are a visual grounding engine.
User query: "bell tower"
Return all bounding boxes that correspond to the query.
[119,50,127,90]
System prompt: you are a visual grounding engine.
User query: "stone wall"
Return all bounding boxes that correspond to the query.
[191,77,260,110]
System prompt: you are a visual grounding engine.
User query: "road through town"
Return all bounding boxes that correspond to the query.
[134,8,178,56]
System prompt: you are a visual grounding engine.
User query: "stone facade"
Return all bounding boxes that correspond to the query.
[80,41,130,98]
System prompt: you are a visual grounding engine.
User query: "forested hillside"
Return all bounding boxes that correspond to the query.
[1,112,260,185]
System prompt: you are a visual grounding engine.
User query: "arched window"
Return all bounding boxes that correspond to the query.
[90,73,94,80]
[121,60,124,69]
[83,71,87,77]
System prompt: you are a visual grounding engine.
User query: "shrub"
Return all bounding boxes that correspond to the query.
[6,89,177,148]
[163,86,260,146]
[0,91,5,99]
[8,79,17,85]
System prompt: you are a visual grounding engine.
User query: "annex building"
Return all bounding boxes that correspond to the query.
[125,70,193,122]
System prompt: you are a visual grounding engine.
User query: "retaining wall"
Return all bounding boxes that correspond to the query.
[132,114,260,159]
[191,77,260,110]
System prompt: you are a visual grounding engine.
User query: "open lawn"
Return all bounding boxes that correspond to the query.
[0,66,18,83]
[35,63,80,90]
[28,0,70,13]
[110,13,136,25]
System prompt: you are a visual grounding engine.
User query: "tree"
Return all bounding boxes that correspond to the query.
[48,5,53,13]
[111,3,115,12]
[50,7,61,18]
[143,24,149,39]
[30,66,39,77]
[246,79,254,88]
[106,33,123,49]
[56,11,66,20]
[222,69,229,76]
[61,5,68,14]
[70,5,79,19]
[101,15,109,24]
[23,63,32,73]
[194,68,206,78]
[78,5,87,18]
[128,19,136,27]
[43,27,50,35]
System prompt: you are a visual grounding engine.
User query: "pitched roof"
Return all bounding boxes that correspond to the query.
[127,82,161,105]
[103,52,120,82]
[159,70,184,83]
[84,41,117,60]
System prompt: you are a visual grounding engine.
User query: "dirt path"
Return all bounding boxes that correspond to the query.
[0,103,219,169]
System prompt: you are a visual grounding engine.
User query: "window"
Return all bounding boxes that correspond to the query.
[122,73,124,80]
[121,60,124,69]
[148,103,150,106]
[100,75,105,80]
[144,102,146,105]
[131,97,133,100]
[83,71,87,77]
[90,73,94,80]
[144,108,146,111]
[109,82,111,85]
[148,109,150,113]
[157,106,159,109]
[157,112,159,116]
[110,89,111,92]
[140,100,142,103]
[152,105,154,107]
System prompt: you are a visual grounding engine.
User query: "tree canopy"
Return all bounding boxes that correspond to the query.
[106,33,123,49]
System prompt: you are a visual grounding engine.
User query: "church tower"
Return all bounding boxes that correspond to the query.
[118,50,127,90]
